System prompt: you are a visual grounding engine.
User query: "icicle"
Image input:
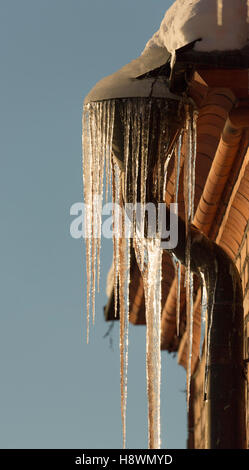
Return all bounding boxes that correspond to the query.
[204,260,218,401]
[145,240,162,450]
[123,101,132,205]
[119,214,130,449]
[200,272,208,359]
[172,254,182,337]
[82,107,92,343]
[112,161,122,319]
[140,101,151,213]
[156,130,163,201]
[183,108,192,407]
[183,104,198,408]
[110,153,131,449]
[163,150,174,202]
[119,99,162,448]
[105,101,115,202]
[186,271,194,408]
[118,98,152,271]
[217,0,223,26]
[139,103,151,271]
[174,131,182,204]
[130,97,187,448]
[156,102,169,202]
[82,99,115,341]
[126,99,168,448]
[134,236,162,449]
[170,130,183,339]
[185,108,194,223]
[131,102,141,237]
[83,95,187,448]
[96,103,104,293]
[191,111,198,217]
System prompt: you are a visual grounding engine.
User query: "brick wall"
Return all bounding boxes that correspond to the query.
[235,222,249,448]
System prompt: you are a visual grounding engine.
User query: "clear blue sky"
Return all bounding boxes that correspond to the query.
[0,0,187,449]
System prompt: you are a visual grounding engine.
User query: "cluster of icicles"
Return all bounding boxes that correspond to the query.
[82,97,207,449]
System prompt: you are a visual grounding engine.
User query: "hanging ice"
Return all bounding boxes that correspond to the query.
[82,100,115,342]
[111,160,131,449]
[200,272,208,359]
[174,132,182,204]
[118,220,130,450]
[82,88,194,449]
[183,106,198,408]
[204,260,218,400]
[172,254,182,337]
[134,235,162,449]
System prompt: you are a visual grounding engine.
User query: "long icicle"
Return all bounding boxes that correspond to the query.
[145,239,162,449]
[172,254,182,337]
[112,160,121,319]
[89,104,99,327]
[123,97,163,449]
[83,96,187,449]
[82,100,115,341]
[204,260,218,401]
[112,158,130,448]
[172,131,183,338]
[175,131,182,204]
[200,272,208,359]
[184,107,192,407]
[96,102,105,293]
[140,100,151,271]
[134,235,162,449]
[130,98,162,449]
[183,105,198,408]
[82,106,92,343]
[119,213,130,449]
[162,149,174,203]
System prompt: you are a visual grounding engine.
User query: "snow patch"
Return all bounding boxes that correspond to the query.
[144,0,249,56]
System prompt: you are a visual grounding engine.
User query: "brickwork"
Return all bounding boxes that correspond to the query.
[236,223,249,448]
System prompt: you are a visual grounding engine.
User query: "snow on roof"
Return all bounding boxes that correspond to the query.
[85,0,249,103]
[144,0,249,57]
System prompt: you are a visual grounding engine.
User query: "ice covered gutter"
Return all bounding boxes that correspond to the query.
[84,44,171,103]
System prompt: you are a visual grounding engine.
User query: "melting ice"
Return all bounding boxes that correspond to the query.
[82,96,198,448]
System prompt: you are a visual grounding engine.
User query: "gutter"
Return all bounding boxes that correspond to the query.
[195,105,249,233]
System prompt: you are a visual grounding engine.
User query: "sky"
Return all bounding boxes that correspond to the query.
[0,0,187,449]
